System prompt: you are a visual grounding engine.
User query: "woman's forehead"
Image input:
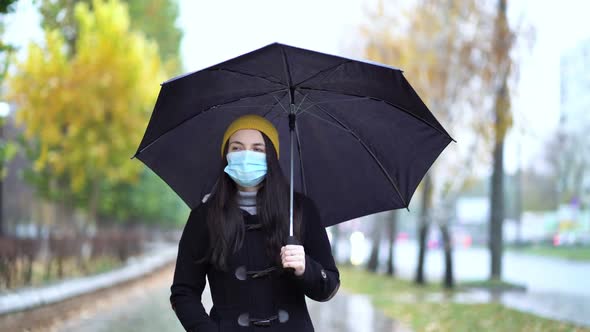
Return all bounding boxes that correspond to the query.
[229,129,264,144]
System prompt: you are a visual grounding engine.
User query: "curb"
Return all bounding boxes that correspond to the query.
[0,244,177,315]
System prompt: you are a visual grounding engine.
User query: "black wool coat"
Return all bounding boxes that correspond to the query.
[169,194,340,332]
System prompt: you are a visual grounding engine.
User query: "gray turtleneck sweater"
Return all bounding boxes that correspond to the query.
[236,190,257,215]
[201,190,257,215]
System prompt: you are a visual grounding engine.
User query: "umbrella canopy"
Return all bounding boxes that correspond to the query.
[132,42,454,227]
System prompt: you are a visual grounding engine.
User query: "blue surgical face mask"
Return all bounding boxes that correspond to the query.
[224,150,267,188]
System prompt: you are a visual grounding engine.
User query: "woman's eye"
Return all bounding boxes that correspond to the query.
[231,146,241,151]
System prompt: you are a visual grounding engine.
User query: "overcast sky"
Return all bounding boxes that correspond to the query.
[4,0,590,175]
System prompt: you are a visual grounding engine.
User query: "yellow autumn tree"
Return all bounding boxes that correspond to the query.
[7,0,164,225]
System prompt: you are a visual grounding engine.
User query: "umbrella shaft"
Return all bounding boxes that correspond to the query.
[289,107,295,237]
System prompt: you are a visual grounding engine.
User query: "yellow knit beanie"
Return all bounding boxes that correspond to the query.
[221,114,280,158]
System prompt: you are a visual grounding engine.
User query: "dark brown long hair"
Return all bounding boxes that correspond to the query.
[202,132,303,271]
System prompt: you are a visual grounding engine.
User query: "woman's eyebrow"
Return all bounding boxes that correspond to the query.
[229,141,265,146]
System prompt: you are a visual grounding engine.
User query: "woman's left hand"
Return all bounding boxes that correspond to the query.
[281,244,305,276]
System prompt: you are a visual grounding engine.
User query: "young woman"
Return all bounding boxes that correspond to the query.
[170,114,340,331]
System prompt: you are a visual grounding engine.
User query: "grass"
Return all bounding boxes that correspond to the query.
[509,245,590,262]
[32,256,125,284]
[459,279,526,292]
[1,256,125,292]
[89,255,124,275]
[339,265,589,332]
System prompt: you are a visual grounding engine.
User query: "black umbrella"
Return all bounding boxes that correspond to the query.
[131,42,454,236]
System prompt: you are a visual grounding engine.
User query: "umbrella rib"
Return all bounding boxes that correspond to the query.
[293,90,350,134]
[297,97,370,114]
[132,88,288,158]
[280,46,294,104]
[271,95,290,113]
[294,123,308,196]
[297,87,455,142]
[293,60,351,87]
[206,68,284,86]
[262,93,288,118]
[214,104,280,109]
[297,106,351,133]
[305,95,409,208]
[294,93,309,114]
[263,93,290,126]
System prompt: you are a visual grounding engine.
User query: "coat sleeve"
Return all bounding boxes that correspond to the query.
[170,204,218,332]
[293,196,341,302]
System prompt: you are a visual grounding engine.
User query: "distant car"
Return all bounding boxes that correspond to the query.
[427,238,440,249]
[452,233,473,248]
[427,230,441,249]
[396,232,409,242]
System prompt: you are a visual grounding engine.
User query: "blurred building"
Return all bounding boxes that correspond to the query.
[454,196,562,245]
[454,196,488,245]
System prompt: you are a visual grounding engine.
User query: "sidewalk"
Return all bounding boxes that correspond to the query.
[57,265,411,332]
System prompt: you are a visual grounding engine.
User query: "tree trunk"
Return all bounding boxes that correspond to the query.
[489,0,510,281]
[57,255,64,279]
[386,210,398,276]
[367,219,382,272]
[0,119,3,236]
[490,134,505,279]
[89,179,101,227]
[515,141,523,246]
[330,224,340,263]
[440,223,454,288]
[0,177,3,236]
[25,256,33,285]
[415,173,433,285]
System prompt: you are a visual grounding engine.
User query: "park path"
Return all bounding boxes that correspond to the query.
[56,265,409,332]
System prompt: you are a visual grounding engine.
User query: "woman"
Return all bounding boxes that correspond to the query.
[170,114,340,331]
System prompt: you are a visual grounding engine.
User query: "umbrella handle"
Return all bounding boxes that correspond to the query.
[284,235,301,275]
[286,235,300,245]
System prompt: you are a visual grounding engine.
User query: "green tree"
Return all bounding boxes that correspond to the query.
[126,0,182,74]
[100,169,187,227]
[7,0,165,227]
[39,0,83,52]
[0,0,18,80]
[40,0,182,74]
